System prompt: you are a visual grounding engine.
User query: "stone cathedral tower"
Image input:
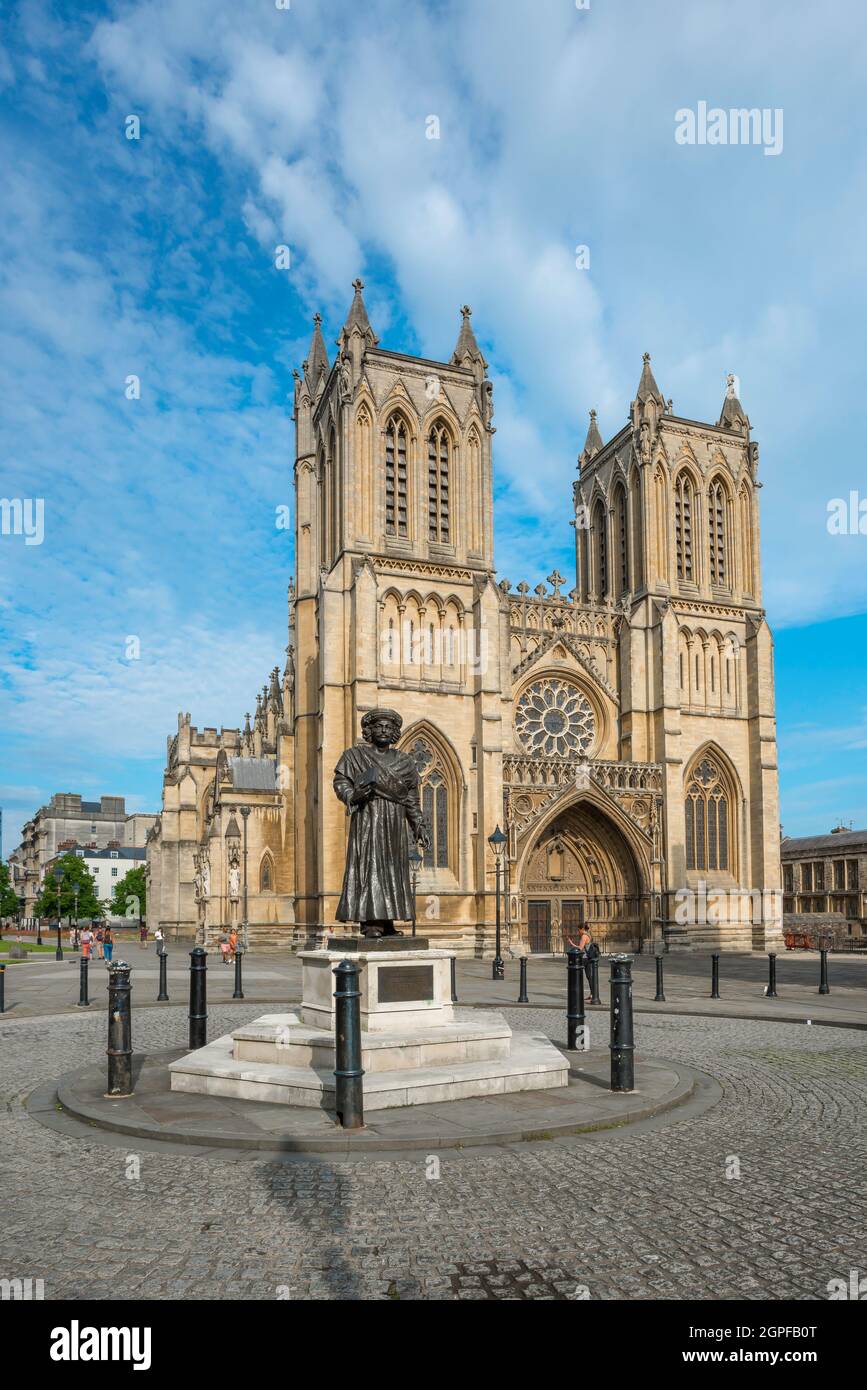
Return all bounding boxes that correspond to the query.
[148,285,782,955]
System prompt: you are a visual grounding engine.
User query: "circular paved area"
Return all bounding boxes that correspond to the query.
[1,1003,865,1300]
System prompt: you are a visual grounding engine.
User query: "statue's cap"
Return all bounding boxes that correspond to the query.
[361,707,402,731]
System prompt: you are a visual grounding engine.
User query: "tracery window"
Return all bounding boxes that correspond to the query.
[427,422,451,542]
[675,473,694,581]
[615,485,629,595]
[593,499,608,597]
[385,416,408,537]
[515,679,596,758]
[708,480,727,585]
[260,855,274,891]
[409,737,450,869]
[685,757,729,871]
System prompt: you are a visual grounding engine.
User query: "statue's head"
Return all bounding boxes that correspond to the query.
[361,708,402,748]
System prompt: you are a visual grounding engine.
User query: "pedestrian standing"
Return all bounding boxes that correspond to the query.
[80,926,93,962]
[228,927,239,962]
[95,925,104,959]
[103,926,114,964]
[154,927,165,956]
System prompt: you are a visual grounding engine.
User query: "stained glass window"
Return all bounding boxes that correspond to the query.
[685,757,729,871]
[515,679,596,758]
[385,417,408,537]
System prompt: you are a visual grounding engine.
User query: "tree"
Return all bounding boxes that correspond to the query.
[111,864,146,921]
[0,862,19,918]
[33,853,104,921]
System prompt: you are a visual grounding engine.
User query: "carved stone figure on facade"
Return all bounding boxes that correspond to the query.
[333,708,430,938]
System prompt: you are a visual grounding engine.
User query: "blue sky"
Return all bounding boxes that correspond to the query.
[1,0,866,853]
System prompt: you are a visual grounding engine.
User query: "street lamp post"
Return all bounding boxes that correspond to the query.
[73,883,80,950]
[408,845,423,938]
[239,805,251,952]
[53,867,64,961]
[488,824,507,981]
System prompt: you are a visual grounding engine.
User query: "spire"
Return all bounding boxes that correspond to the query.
[718,373,750,431]
[451,304,487,368]
[580,409,604,467]
[634,352,665,407]
[338,278,378,350]
[304,313,329,391]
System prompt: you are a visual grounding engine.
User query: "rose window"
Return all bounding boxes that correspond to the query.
[515,679,596,757]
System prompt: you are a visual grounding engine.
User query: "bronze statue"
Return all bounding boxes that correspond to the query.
[334,708,430,937]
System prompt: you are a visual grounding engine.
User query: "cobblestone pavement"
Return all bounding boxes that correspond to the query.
[1,1004,865,1300]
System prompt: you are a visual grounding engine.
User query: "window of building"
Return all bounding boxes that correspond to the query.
[783,864,793,893]
[385,416,408,537]
[615,486,629,595]
[814,861,824,891]
[427,422,451,543]
[593,499,607,597]
[801,862,813,892]
[409,736,450,870]
[847,860,858,890]
[675,474,694,581]
[111,868,118,877]
[834,859,845,891]
[685,756,729,871]
[708,479,727,585]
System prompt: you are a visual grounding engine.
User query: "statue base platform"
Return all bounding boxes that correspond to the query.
[169,1010,568,1111]
[169,944,568,1112]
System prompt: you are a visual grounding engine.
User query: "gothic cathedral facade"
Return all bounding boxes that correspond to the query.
[147,282,782,954]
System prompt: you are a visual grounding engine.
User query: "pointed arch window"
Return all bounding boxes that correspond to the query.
[259,854,275,892]
[593,499,608,597]
[615,485,629,595]
[708,479,728,585]
[427,421,451,542]
[409,736,450,869]
[685,757,730,871]
[385,416,408,537]
[675,473,694,581]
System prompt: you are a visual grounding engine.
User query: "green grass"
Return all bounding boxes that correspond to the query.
[0,941,66,955]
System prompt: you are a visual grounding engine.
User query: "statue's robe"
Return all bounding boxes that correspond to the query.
[333,744,425,923]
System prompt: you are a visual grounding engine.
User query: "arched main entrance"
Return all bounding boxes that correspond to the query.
[517,799,646,954]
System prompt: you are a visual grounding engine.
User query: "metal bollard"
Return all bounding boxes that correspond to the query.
[566,947,586,1051]
[55,924,63,962]
[654,953,666,1002]
[188,946,208,1050]
[766,952,778,998]
[77,955,90,1007]
[105,962,133,1098]
[589,956,602,1005]
[333,959,364,1129]
[157,949,169,1002]
[819,946,830,996]
[711,953,720,999]
[609,954,635,1092]
[518,956,529,1004]
[0,962,4,1014]
[232,944,245,1000]
[450,955,458,1004]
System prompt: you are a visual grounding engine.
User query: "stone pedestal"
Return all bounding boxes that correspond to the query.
[299,947,453,1033]
[169,944,569,1112]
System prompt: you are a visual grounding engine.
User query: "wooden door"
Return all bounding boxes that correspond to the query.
[527,899,551,954]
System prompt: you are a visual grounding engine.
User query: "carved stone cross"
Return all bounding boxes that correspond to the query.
[547,570,566,597]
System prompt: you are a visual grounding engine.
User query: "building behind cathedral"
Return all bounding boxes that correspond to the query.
[146,282,783,954]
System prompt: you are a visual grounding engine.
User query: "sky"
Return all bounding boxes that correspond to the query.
[1,0,866,854]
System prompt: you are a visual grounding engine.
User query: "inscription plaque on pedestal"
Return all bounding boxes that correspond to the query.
[377,964,434,1004]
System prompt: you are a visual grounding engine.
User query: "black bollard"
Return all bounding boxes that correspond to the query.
[77,954,90,1007]
[232,944,244,1000]
[450,955,458,1004]
[566,947,586,1051]
[105,962,133,1098]
[609,953,635,1092]
[55,924,63,962]
[0,962,5,1014]
[157,948,169,1002]
[188,946,208,1050]
[819,945,830,996]
[518,956,529,1003]
[589,955,602,1005]
[333,959,364,1129]
[654,952,666,1002]
[711,953,720,999]
[766,952,778,998]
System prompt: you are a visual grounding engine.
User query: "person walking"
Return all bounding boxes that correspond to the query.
[154,926,165,956]
[95,924,104,960]
[80,925,93,962]
[228,927,239,962]
[219,934,232,966]
[103,926,114,964]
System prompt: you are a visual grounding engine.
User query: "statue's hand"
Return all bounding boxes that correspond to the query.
[416,825,431,852]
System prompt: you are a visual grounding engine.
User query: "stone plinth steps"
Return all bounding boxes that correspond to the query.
[169,945,568,1111]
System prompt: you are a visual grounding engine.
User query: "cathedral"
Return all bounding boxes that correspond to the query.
[146,281,783,954]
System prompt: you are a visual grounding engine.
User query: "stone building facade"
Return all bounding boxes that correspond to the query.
[147,283,783,953]
[781,827,867,941]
